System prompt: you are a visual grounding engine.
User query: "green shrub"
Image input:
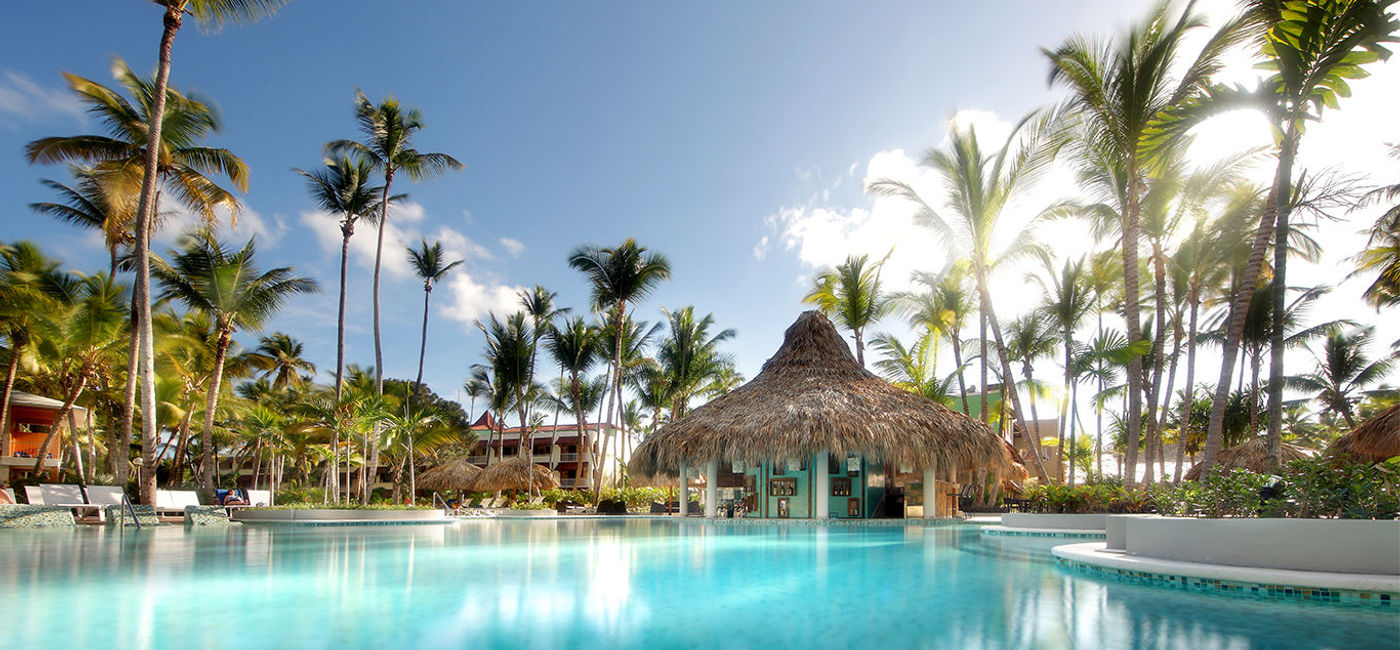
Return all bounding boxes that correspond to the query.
[275,486,327,504]
[1021,484,1154,514]
[1276,458,1400,519]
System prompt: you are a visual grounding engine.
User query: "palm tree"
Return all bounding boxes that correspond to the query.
[656,306,736,420]
[0,243,60,462]
[254,332,316,390]
[1286,326,1397,429]
[518,285,569,423]
[153,229,318,491]
[296,154,391,400]
[1032,253,1093,484]
[567,239,672,470]
[406,240,464,392]
[547,316,602,493]
[25,57,255,502]
[868,111,1063,482]
[477,312,534,477]
[802,254,893,366]
[29,273,128,473]
[30,167,143,277]
[1004,312,1060,480]
[1046,2,1249,485]
[326,91,463,395]
[906,261,977,415]
[1355,144,1400,308]
[1241,0,1400,471]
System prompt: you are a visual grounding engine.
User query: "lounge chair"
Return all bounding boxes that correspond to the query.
[246,489,272,507]
[23,486,44,505]
[155,490,202,517]
[41,484,103,521]
[86,485,126,507]
[2,487,14,504]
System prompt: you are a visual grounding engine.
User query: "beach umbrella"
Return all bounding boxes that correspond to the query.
[1184,436,1317,480]
[468,457,560,492]
[1327,404,1400,464]
[415,458,482,492]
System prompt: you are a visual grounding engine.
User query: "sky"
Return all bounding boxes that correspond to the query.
[1,1,1396,425]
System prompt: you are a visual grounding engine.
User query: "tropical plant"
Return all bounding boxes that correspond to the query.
[656,306,736,419]
[326,91,463,394]
[1285,326,1397,428]
[253,332,315,390]
[802,253,892,366]
[153,229,318,491]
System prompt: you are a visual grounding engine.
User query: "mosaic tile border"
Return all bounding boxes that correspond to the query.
[0,504,76,528]
[1056,556,1397,610]
[679,517,972,528]
[980,527,1106,538]
[238,519,453,527]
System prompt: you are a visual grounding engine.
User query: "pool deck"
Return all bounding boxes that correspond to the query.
[979,525,1106,538]
[1054,541,1400,606]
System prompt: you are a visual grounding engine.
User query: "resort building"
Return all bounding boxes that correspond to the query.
[1,391,90,482]
[467,413,625,489]
[631,311,1013,519]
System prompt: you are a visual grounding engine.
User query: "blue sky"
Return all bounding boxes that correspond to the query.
[2,1,1396,419]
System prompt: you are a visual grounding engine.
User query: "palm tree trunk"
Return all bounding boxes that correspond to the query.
[335,225,352,400]
[854,327,865,367]
[1142,242,1169,485]
[33,374,88,474]
[1059,335,1073,483]
[1266,135,1300,473]
[1156,313,1183,483]
[950,327,973,417]
[132,3,182,508]
[1120,182,1145,488]
[1204,186,1280,474]
[373,170,396,395]
[0,348,20,459]
[197,328,233,492]
[979,311,990,424]
[1173,293,1200,484]
[117,299,139,484]
[977,269,1050,483]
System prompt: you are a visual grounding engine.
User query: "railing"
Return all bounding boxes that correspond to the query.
[119,493,142,531]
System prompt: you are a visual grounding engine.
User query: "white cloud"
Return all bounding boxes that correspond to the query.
[301,200,492,279]
[441,273,526,327]
[499,237,525,257]
[153,203,288,250]
[0,70,85,127]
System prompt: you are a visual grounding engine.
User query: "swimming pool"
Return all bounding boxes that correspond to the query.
[2,520,1393,649]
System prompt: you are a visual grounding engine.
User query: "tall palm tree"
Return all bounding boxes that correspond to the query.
[1286,326,1396,429]
[296,154,391,400]
[803,254,893,366]
[567,239,671,470]
[463,365,501,464]
[326,91,463,395]
[254,332,316,390]
[1005,312,1060,480]
[405,240,463,393]
[546,316,602,493]
[518,285,569,423]
[907,261,977,415]
[1032,253,1093,483]
[153,229,318,491]
[1245,0,1400,471]
[0,243,60,462]
[1045,2,1249,485]
[30,167,142,277]
[868,111,1063,482]
[25,56,253,503]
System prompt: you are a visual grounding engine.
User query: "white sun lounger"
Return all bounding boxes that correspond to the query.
[23,486,44,505]
[154,490,202,516]
[41,484,104,521]
[247,489,272,507]
[85,485,126,507]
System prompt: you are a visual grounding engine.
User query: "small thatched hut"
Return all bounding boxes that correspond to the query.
[1328,404,1400,463]
[1184,436,1317,480]
[416,458,482,492]
[629,311,1004,519]
[469,457,560,493]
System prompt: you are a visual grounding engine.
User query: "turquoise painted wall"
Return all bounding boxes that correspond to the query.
[739,453,886,519]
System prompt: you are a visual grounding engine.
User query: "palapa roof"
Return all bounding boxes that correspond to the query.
[1184,436,1317,480]
[8,391,87,413]
[469,457,560,492]
[1328,404,1400,463]
[629,311,1003,477]
[415,458,482,492]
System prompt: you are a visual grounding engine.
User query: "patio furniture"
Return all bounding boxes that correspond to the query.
[41,484,104,521]
[247,489,272,507]
[24,485,44,505]
[155,490,202,517]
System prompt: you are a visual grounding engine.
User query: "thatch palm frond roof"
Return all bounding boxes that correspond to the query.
[415,458,482,492]
[629,311,1004,477]
[1184,436,1317,481]
[469,457,559,492]
[1328,404,1400,464]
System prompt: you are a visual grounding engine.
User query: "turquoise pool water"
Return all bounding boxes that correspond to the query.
[2,520,1394,649]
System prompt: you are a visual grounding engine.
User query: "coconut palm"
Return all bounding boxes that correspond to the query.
[1240,0,1400,471]
[24,57,253,502]
[28,273,128,473]
[1031,253,1093,484]
[296,154,391,400]
[477,312,535,482]
[906,261,977,415]
[406,240,463,392]
[153,229,318,491]
[0,243,61,461]
[1355,144,1400,308]
[326,91,463,395]
[802,254,893,366]
[30,167,143,277]
[1046,2,1252,485]
[567,238,671,466]
[656,306,736,420]
[546,316,603,492]
[867,110,1063,482]
[253,332,316,390]
[1286,326,1397,429]
[1004,312,1060,479]
[518,285,569,422]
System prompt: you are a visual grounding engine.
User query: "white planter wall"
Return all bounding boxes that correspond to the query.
[1002,513,1107,531]
[1124,517,1400,575]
